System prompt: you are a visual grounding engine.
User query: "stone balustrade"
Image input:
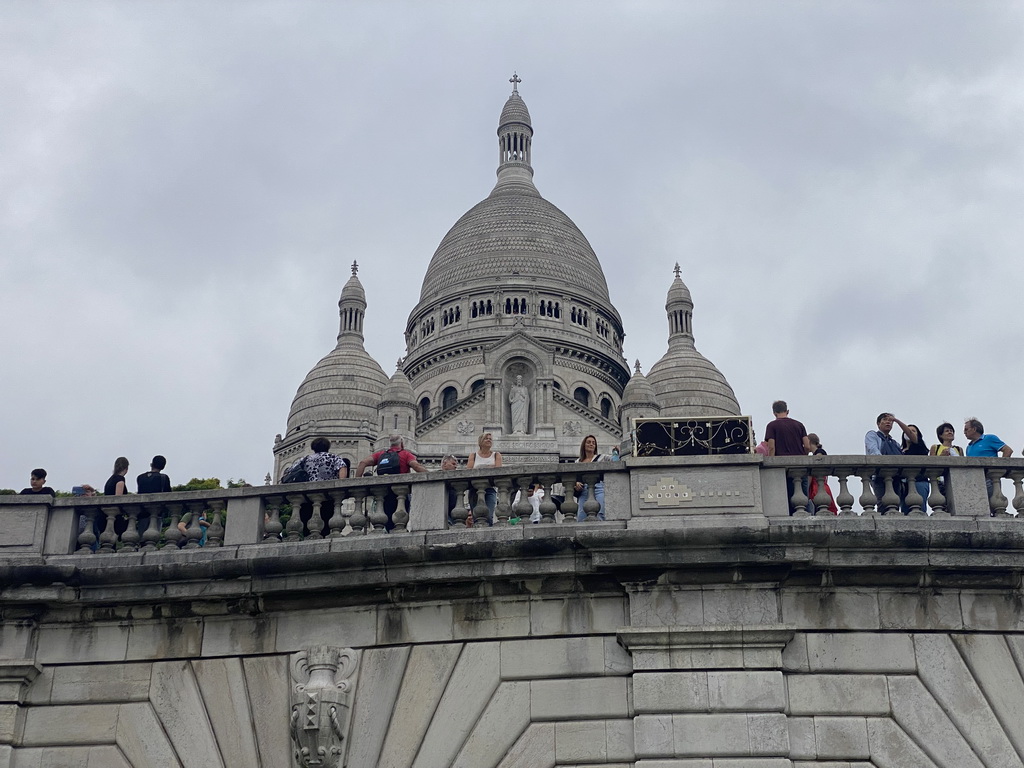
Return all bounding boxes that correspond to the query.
[2,455,1022,556]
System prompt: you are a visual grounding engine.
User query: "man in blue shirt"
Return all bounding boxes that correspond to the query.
[964,419,1012,458]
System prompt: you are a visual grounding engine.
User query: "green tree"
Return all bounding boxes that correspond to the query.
[171,478,222,492]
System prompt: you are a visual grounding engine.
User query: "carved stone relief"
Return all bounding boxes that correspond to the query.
[290,645,360,768]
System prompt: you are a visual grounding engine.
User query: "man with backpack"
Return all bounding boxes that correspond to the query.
[354,434,426,529]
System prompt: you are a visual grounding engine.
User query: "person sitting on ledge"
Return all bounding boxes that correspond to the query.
[20,468,54,496]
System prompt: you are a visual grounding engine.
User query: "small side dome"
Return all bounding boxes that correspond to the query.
[622,360,659,408]
[381,363,416,406]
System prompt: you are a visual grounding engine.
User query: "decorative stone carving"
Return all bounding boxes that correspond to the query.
[456,420,475,435]
[642,476,693,506]
[290,645,359,768]
[563,420,582,437]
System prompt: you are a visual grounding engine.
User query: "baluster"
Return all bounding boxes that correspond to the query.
[558,474,578,522]
[1010,471,1024,520]
[264,496,283,542]
[141,504,162,550]
[348,489,368,535]
[285,493,306,541]
[987,469,1009,517]
[787,469,808,516]
[206,499,225,547]
[494,479,513,525]
[183,502,206,549]
[927,469,948,517]
[306,493,326,540]
[76,507,99,553]
[538,475,558,524]
[579,472,601,521]
[368,488,389,534]
[392,485,410,532]
[164,503,185,548]
[97,506,119,554]
[119,505,141,552]
[833,468,853,516]
[878,469,902,516]
[327,489,348,537]
[513,477,533,524]
[856,469,876,516]
[810,469,831,516]
[449,480,470,529]
[470,479,491,526]
[904,470,924,516]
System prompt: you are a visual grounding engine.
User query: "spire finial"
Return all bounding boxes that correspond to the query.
[351,261,359,276]
[673,263,681,279]
[634,359,642,374]
[510,72,521,94]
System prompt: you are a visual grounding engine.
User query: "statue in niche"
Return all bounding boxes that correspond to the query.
[509,374,529,435]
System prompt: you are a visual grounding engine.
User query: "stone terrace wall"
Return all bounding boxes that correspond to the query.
[1,456,1024,767]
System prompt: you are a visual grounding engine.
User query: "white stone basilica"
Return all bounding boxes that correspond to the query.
[273,78,740,476]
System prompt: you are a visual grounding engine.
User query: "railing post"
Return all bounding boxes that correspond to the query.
[878,469,901,516]
[392,485,410,532]
[141,504,162,550]
[327,490,348,537]
[494,478,513,525]
[348,489,368,536]
[513,477,533,524]
[1010,471,1024,519]
[183,502,205,549]
[926,469,948,517]
[76,507,99,553]
[559,472,579,521]
[306,493,326,540]
[207,499,225,547]
[470,480,491,526]
[856,469,876,516]
[164,503,184,549]
[987,469,1009,517]
[833,469,854,516]
[120,506,141,552]
[285,493,306,541]
[264,496,283,542]
[810,468,831,516]
[539,474,558,524]
[787,469,809,516]
[97,507,119,554]
[449,480,470,529]
[579,472,601,522]
[904,470,925,516]
[368,488,389,534]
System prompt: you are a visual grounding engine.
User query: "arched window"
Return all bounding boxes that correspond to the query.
[486,300,493,315]
[601,397,613,420]
[442,386,457,410]
[554,302,560,319]
[472,302,478,318]
[471,379,485,394]
[419,397,430,422]
[574,387,590,408]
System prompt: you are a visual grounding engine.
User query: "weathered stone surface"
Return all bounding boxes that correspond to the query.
[378,643,460,768]
[813,717,869,760]
[149,660,224,767]
[532,677,629,719]
[805,633,915,673]
[781,590,879,630]
[912,634,1022,768]
[86,745,132,767]
[634,672,708,713]
[241,655,290,768]
[497,722,555,768]
[115,702,182,768]
[877,591,963,630]
[0,622,35,660]
[501,636,618,680]
[707,672,785,712]
[192,658,260,768]
[865,717,938,768]
[747,713,789,755]
[672,714,750,756]
[378,602,456,645]
[453,680,530,768]
[787,674,889,716]
[411,642,501,768]
[788,717,815,759]
[345,645,410,768]
[21,704,118,746]
[35,625,128,665]
[125,619,202,660]
[453,596,531,639]
[701,588,780,625]
[553,721,607,763]
[274,606,376,651]
[887,675,984,768]
[531,595,627,635]
[629,586,704,627]
[960,591,1024,632]
[50,663,152,704]
[200,615,277,657]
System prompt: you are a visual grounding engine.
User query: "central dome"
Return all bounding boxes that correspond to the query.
[417,191,612,305]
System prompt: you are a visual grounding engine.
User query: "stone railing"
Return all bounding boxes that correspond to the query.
[2,455,1022,557]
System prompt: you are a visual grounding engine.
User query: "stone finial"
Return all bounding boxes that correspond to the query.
[290,646,360,768]
[264,473,272,486]
[635,359,643,374]
[351,261,358,276]
[673,263,681,279]
[510,71,521,93]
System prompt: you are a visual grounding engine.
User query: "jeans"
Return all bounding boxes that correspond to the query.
[576,481,605,521]
[469,487,496,524]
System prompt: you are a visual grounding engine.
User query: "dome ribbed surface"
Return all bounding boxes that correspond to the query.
[381,368,415,405]
[499,93,532,127]
[286,343,388,433]
[667,275,692,304]
[341,273,366,302]
[647,340,741,417]
[418,193,612,304]
[622,367,659,407]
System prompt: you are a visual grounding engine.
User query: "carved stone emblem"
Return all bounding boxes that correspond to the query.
[290,645,359,768]
[563,420,582,437]
[456,420,475,435]
[642,476,693,506]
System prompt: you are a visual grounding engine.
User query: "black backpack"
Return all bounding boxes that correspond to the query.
[281,457,309,484]
[376,450,402,475]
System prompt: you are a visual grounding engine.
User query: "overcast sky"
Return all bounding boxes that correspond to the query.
[2,1,1022,491]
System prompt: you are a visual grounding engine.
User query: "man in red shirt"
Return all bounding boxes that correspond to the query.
[355,435,427,530]
[764,400,811,514]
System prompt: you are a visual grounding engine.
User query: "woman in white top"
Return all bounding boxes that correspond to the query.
[575,434,607,521]
[468,432,502,524]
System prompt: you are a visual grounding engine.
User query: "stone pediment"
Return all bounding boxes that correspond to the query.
[482,329,554,377]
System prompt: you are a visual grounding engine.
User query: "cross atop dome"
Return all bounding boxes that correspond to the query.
[634,359,642,374]
[351,261,359,276]
[510,72,521,94]
[673,263,681,278]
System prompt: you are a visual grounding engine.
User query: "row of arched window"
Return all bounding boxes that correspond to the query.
[418,380,487,422]
[505,297,528,314]
[471,299,493,318]
[596,318,609,338]
[539,300,561,318]
[442,305,461,327]
[570,307,590,328]
[420,318,435,337]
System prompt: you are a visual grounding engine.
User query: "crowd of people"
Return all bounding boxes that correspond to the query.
[758,400,1019,515]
